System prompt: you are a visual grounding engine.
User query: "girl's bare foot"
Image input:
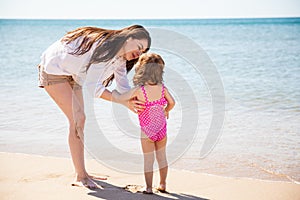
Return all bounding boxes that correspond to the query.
[143,187,153,194]
[157,184,168,193]
[71,176,98,189]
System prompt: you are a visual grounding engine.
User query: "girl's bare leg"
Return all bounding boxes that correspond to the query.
[141,136,155,193]
[155,137,168,191]
[45,82,98,189]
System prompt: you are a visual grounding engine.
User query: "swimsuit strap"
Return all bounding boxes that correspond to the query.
[141,85,149,103]
[161,84,165,98]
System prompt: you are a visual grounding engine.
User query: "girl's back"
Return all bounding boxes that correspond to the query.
[136,84,164,102]
[137,84,167,142]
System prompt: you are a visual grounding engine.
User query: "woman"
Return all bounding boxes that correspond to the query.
[38,25,151,188]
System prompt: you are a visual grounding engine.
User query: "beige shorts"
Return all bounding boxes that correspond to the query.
[37,64,81,89]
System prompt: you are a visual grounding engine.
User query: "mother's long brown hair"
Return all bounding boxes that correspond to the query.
[61,25,151,86]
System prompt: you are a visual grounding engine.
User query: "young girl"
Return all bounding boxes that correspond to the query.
[113,53,175,194]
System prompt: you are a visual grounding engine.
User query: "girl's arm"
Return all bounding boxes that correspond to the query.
[164,87,175,119]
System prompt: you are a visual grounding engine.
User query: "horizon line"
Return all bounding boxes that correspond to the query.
[1,16,300,21]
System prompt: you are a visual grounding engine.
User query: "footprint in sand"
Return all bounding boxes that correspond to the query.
[46,173,63,179]
[19,173,63,182]
[124,184,171,196]
[123,184,144,193]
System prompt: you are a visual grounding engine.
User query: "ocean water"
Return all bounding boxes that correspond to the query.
[0,18,299,183]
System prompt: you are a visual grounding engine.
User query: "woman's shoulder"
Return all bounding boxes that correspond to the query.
[62,36,84,52]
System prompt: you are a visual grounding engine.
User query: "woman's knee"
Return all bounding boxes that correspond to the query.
[74,111,86,126]
[68,112,86,134]
[69,110,85,127]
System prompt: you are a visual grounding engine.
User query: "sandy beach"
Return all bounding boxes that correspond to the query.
[1,152,299,200]
[1,17,300,200]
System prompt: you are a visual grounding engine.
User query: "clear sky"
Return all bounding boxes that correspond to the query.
[0,0,299,19]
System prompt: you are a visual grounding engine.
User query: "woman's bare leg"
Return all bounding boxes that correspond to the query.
[155,137,168,191]
[44,82,98,189]
[71,85,107,182]
[141,136,155,193]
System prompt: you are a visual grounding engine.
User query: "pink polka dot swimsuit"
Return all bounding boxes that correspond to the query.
[138,84,168,142]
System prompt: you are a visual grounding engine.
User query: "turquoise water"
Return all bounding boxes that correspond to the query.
[0,18,299,182]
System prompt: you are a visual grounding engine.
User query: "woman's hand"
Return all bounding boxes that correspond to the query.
[128,97,145,114]
[112,89,145,114]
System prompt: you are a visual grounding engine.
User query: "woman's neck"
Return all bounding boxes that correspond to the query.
[116,46,126,60]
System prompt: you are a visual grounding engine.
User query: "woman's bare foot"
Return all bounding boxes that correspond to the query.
[87,173,108,181]
[71,175,98,189]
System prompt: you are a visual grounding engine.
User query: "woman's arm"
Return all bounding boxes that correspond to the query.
[114,63,131,94]
[100,89,113,101]
[112,87,144,113]
[110,64,145,113]
[112,87,139,103]
[100,87,138,103]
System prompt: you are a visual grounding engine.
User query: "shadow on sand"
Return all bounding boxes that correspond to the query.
[87,180,209,200]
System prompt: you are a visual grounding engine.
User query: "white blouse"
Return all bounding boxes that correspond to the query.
[39,37,131,98]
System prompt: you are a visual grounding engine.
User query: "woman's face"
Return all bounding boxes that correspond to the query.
[122,38,149,61]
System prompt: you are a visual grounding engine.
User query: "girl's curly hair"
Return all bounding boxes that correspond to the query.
[133,53,165,86]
